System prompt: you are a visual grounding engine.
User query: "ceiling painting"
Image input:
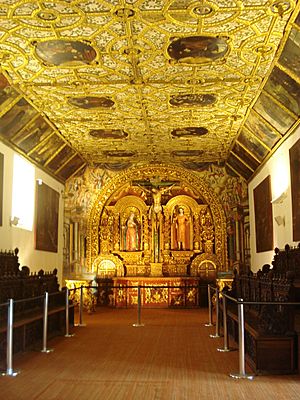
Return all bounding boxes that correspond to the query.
[34,40,97,66]
[90,129,128,139]
[0,1,299,181]
[68,96,115,109]
[171,127,208,138]
[169,94,217,107]
[167,35,229,64]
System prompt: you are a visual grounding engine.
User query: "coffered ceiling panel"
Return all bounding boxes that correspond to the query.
[0,0,299,180]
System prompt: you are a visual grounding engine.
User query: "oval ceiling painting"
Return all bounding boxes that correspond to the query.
[90,129,128,139]
[167,35,229,64]
[104,150,135,158]
[35,40,97,66]
[69,96,114,109]
[170,93,217,106]
[172,150,204,157]
[171,127,208,138]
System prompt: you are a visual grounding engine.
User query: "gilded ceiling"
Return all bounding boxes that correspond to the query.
[0,0,300,181]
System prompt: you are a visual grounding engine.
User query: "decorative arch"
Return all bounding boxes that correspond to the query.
[87,164,227,270]
[114,195,148,214]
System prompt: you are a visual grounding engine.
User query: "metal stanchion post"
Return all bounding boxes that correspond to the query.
[65,288,75,338]
[1,299,20,376]
[210,287,222,338]
[217,295,234,352]
[230,299,254,380]
[205,284,214,327]
[133,286,144,327]
[41,292,54,353]
[74,285,86,327]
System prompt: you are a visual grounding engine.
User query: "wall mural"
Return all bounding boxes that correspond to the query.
[65,164,248,222]
[64,164,248,274]
[64,166,112,218]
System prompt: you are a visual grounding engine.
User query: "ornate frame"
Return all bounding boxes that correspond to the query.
[86,164,228,271]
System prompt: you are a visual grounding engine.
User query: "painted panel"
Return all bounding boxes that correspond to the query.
[253,92,296,135]
[0,98,38,140]
[167,36,229,64]
[0,74,19,109]
[231,142,260,171]
[264,66,300,116]
[29,134,65,165]
[47,145,76,172]
[13,115,53,153]
[278,28,300,78]
[245,110,281,149]
[35,182,59,253]
[57,155,85,180]
[289,138,300,241]
[238,129,269,161]
[227,153,252,180]
[253,176,273,253]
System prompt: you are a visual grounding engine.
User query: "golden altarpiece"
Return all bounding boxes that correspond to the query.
[79,165,229,308]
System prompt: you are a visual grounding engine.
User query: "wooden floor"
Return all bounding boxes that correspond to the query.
[0,308,299,400]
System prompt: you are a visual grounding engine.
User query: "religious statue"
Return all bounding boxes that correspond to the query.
[125,212,139,251]
[172,207,190,250]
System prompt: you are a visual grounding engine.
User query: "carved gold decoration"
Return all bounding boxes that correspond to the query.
[92,254,124,277]
[113,277,201,307]
[0,0,297,172]
[87,164,227,271]
[190,253,220,281]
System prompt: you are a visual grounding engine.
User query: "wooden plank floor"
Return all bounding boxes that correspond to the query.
[0,308,299,400]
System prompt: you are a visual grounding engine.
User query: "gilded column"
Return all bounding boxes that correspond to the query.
[143,213,149,250]
[193,212,201,252]
[163,208,171,250]
[113,213,120,251]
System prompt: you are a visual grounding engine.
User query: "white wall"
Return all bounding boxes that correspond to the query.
[0,141,65,286]
[249,127,300,272]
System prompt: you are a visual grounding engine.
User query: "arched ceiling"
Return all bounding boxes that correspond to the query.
[0,0,300,182]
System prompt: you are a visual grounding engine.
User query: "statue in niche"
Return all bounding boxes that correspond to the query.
[172,206,190,250]
[125,212,139,251]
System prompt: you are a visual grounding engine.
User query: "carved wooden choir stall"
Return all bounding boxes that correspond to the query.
[226,243,300,375]
[0,249,72,365]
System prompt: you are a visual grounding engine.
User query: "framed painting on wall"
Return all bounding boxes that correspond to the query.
[254,175,273,252]
[290,138,300,241]
[0,152,3,226]
[35,182,59,252]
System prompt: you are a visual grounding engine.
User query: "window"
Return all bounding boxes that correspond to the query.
[11,154,35,230]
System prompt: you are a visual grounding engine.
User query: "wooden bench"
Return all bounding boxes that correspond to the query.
[226,306,297,374]
[0,304,74,367]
